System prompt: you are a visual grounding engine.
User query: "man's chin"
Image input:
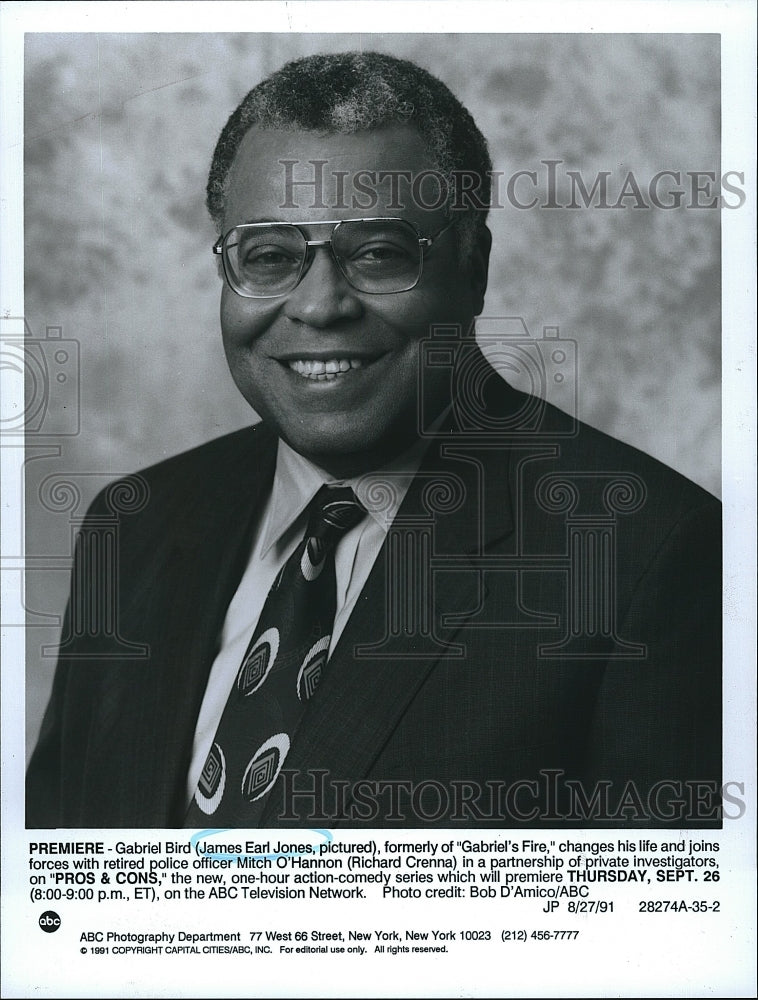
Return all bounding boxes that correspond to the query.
[281,424,419,478]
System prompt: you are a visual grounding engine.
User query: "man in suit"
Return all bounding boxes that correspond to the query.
[26,52,721,829]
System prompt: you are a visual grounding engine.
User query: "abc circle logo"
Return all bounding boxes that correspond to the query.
[39,910,61,933]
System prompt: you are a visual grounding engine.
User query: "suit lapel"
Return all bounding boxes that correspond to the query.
[132,424,279,824]
[261,401,519,826]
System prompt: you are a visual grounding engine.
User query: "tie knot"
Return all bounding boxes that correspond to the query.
[308,485,366,540]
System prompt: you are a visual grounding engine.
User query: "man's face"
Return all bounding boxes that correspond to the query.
[220,124,489,476]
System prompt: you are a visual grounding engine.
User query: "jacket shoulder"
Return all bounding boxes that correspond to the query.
[498,381,719,512]
[554,405,718,513]
[137,422,275,486]
[86,422,277,519]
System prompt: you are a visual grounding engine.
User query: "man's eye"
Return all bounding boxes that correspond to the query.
[351,243,412,264]
[241,245,299,268]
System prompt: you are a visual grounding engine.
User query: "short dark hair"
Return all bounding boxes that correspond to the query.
[206,51,492,257]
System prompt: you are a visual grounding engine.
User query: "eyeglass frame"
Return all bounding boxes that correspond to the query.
[212,216,456,298]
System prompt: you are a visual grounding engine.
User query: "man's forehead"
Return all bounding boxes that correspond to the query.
[223,123,447,228]
[231,122,433,170]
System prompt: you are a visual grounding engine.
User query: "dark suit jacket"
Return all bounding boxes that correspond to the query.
[26,374,721,828]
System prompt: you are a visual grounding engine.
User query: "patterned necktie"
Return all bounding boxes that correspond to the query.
[185,484,366,827]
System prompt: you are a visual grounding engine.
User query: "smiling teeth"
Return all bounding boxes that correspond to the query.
[288,358,364,379]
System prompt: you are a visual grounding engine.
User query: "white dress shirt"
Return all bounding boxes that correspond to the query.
[186,435,428,802]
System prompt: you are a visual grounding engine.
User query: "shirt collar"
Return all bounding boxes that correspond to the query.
[259,434,432,558]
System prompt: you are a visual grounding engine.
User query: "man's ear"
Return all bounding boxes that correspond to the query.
[468,224,492,316]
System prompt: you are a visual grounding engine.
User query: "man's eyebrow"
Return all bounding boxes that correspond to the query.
[239,217,351,226]
[242,216,290,225]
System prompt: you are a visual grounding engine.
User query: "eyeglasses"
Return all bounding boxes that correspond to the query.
[212,217,454,298]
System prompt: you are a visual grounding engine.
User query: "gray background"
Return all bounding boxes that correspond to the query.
[23,33,721,759]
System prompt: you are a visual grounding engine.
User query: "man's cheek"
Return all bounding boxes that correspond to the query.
[221,291,274,344]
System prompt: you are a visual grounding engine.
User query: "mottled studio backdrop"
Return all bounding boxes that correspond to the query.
[24,33,720,757]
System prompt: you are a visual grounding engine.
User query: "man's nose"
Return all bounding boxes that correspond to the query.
[282,247,363,327]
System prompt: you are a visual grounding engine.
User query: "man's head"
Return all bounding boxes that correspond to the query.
[207,52,492,259]
[208,52,493,476]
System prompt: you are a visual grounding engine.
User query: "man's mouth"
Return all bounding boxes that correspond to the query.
[286,357,367,381]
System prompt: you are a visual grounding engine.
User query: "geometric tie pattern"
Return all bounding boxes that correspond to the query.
[185,485,366,827]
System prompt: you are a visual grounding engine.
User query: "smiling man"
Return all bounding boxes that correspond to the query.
[26,52,721,829]
[216,123,485,476]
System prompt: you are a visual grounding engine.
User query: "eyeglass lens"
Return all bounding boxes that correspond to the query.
[225,220,422,295]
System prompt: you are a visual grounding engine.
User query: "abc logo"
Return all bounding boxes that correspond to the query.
[39,910,61,933]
